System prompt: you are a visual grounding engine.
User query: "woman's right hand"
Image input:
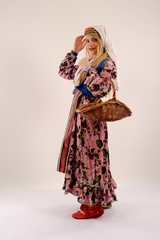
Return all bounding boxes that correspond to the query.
[73,35,86,53]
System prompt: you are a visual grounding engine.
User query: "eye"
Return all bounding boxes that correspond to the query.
[92,37,98,42]
[85,39,89,43]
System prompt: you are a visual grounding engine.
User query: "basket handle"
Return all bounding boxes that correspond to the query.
[107,79,116,99]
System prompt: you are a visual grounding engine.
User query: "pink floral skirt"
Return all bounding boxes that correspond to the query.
[60,94,118,207]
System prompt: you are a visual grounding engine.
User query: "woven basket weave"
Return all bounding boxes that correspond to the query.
[76,80,132,122]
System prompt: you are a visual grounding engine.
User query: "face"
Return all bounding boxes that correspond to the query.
[85,35,99,58]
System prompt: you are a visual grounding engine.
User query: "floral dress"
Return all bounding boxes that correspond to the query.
[57,51,118,207]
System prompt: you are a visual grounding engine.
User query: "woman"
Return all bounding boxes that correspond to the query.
[57,25,118,219]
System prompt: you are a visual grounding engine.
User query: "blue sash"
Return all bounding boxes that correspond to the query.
[76,58,109,98]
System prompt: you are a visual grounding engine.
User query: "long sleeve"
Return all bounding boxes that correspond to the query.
[84,59,117,98]
[58,51,79,80]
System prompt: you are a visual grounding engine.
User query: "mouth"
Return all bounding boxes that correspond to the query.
[89,47,96,51]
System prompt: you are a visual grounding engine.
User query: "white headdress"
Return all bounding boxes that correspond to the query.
[91,25,120,91]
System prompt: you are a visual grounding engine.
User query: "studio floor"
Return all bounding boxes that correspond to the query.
[0,185,160,240]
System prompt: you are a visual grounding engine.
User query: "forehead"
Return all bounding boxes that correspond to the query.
[84,35,98,40]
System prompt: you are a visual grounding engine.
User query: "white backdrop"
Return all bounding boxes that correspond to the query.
[0,0,160,188]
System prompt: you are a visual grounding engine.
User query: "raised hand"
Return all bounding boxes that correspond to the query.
[73,35,86,53]
[78,58,91,68]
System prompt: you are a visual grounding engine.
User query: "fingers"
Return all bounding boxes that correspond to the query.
[76,35,86,44]
[74,35,86,52]
[78,58,90,67]
[76,35,84,40]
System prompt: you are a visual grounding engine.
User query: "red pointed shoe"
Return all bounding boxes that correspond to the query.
[72,203,104,219]
[72,209,92,219]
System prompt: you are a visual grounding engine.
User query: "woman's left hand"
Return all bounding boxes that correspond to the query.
[78,58,91,68]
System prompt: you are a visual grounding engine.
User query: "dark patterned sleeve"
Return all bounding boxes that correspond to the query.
[84,59,117,98]
[58,51,79,80]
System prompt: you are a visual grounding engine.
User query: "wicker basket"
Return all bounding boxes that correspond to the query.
[76,80,132,122]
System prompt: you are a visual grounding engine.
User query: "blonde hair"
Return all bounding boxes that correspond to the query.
[85,32,106,59]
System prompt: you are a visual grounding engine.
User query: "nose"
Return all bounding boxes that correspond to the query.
[88,41,95,47]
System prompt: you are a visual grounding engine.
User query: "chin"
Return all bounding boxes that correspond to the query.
[89,51,97,55]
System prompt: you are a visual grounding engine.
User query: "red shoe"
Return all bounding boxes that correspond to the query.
[91,202,104,217]
[72,202,104,219]
[72,209,92,219]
